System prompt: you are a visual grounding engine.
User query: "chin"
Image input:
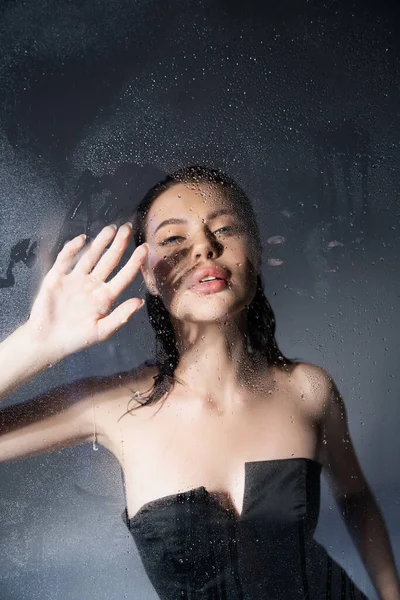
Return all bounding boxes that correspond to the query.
[171,297,249,323]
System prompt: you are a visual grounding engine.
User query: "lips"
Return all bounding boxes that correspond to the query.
[187,265,231,288]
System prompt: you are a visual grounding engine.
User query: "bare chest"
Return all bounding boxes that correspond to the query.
[97,377,320,520]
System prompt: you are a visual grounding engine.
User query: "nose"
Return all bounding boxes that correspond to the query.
[191,227,223,260]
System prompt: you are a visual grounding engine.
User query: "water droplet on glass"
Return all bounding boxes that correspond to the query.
[268,258,284,267]
[267,236,286,245]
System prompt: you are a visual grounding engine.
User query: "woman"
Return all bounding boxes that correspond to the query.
[0,166,398,599]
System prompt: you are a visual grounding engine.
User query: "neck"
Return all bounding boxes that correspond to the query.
[172,311,267,409]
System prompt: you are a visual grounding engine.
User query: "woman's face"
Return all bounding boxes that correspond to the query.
[141,182,260,323]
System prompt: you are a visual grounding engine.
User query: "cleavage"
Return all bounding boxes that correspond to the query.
[206,488,244,519]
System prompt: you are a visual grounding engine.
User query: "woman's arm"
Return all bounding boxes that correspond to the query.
[0,321,96,461]
[0,223,148,462]
[0,322,57,403]
[321,375,400,600]
[0,373,97,462]
[300,363,400,600]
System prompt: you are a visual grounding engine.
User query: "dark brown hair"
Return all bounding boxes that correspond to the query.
[121,165,298,416]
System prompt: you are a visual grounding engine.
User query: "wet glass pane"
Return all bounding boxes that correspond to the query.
[0,1,399,599]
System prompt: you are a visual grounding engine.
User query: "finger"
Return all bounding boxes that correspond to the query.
[51,234,87,276]
[107,244,148,299]
[74,225,118,274]
[90,223,133,281]
[97,298,145,340]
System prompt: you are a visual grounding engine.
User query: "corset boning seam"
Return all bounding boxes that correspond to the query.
[299,460,311,599]
[298,517,310,599]
[326,554,333,599]
[341,567,347,598]
[203,493,225,600]
[227,520,244,600]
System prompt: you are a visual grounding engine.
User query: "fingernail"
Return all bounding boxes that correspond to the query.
[110,224,118,230]
[124,222,133,229]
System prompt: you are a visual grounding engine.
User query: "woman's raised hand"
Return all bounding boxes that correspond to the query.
[26,223,148,362]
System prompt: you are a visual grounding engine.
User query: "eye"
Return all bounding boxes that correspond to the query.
[160,235,184,245]
[160,226,235,246]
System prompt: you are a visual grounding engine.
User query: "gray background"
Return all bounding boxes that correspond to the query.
[0,0,399,598]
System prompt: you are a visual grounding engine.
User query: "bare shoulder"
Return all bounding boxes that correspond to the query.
[88,361,160,450]
[292,363,370,499]
[0,362,161,463]
[290,361,336,422]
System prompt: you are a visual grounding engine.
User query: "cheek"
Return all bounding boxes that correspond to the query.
[148,254,177,291]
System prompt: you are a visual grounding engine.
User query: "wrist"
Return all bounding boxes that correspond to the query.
[20,321,64,367]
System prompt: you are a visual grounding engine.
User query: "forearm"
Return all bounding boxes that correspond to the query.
[339,488,400,600]
[0,323,56,403]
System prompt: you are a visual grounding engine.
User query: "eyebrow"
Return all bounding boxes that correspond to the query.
[153,209,235,235]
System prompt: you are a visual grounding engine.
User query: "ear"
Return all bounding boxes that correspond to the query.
[140,262,160,296]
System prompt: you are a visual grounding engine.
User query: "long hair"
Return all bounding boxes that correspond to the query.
[121,165,298,416]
